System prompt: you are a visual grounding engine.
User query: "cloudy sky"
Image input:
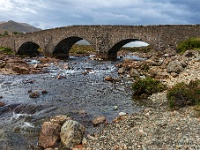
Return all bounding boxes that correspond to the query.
[0,0,199,29]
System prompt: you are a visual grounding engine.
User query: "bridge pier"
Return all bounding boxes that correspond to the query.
[53,53,69,59]
[96,52,117,60]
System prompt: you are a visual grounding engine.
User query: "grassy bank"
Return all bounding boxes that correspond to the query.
[70,44,95,55]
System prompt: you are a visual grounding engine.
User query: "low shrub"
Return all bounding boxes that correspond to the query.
[177,37,200,54]
[132,77,166,99]
[167,80,200,109]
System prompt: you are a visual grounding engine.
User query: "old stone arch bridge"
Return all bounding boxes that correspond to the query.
[0,25,200,59]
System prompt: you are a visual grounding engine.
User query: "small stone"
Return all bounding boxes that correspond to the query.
[0,101,5,107]
[118,67,125,74]
[29,91,39,98]
[126,74,131,78]
[87,134,97,141]
[33,63,38,68]
[42,90,48,94]
[113,106,118,110]
[104,75,113,81]
[92,116,106,127]
[119,112,127,116]
[82,137,87,145]
[44,148,54,150]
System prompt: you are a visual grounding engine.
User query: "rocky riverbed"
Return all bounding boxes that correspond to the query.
[0,50,200,150]
[84,50,200,150]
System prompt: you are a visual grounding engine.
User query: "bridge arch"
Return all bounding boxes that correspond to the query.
[108,39,149,59]
[53,36,95,59]
[17,41,41,57]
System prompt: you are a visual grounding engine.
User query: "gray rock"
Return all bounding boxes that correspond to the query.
[60,120,85,149]
[167,60,187,74]
[183,50,200,61]
[130,68,140,78]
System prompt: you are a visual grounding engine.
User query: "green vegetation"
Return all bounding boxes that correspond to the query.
[167,80,200,109]
[12,31,19,35]
[3,31,8,36]
[177,37,200,54]
[0,46,14,55]
[121,45,153,53]
[70,44,95,55]
[132,77,166,99]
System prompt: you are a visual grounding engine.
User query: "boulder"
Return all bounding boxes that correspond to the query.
[38,122,61,149]
[60,120,85,149]
[167,60,187,74]
[183,50,200,61]
[5,59,30,74]
[12,66,29,74]
[50,115,72,125]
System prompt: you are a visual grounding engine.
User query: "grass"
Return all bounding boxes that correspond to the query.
[121,45,153,53]
[177,37,200,54]
[0,46,14,55]
[70,44,95,55]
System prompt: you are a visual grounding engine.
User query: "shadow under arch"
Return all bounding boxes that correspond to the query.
[17,41,41,57]
[108,39,149,59]
[53,36,93,59]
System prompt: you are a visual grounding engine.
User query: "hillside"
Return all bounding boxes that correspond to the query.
[0,20,41,34]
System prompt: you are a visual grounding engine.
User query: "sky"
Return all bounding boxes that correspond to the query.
[0,0,199,47]
[0,0,199,29]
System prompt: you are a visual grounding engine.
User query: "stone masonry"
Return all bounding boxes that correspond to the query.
[0,25,200,59]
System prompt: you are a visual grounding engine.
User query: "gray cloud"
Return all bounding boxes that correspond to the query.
[0,0,199,29]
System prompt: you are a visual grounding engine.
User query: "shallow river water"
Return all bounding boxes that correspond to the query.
[0,55,143,145]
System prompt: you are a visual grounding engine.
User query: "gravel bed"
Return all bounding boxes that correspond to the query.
[85,106,200,150]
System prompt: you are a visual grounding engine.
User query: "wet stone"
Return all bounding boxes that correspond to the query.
[29,91,40,98]
[104,75,113,81]
[0,101,5,107]
[92,116,106,127]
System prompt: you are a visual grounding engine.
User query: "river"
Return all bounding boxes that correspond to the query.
[0,55,143,146]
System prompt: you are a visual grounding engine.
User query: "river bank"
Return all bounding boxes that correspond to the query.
[84,50,200,150]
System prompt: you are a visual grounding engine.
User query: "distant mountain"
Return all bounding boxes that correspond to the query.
[0,20,41,34]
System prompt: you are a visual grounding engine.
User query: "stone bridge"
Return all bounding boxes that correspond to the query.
[0,25,200,59]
